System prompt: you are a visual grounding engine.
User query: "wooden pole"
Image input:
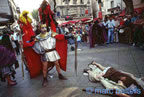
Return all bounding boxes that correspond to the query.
[75,37,78,76]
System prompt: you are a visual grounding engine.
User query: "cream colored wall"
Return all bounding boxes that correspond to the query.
[56,0,92,17]
[133,0,144,8]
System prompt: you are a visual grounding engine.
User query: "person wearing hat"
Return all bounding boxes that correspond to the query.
[18,10,42,78]
[33,24,67,86]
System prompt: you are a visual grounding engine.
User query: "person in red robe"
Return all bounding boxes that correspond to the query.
[19,11,42,78]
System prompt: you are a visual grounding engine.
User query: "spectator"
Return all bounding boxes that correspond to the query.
[114,16,120,43]
[124,15,132,44]
[107,17,115,44]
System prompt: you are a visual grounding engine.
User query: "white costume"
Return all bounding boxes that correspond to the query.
[84,64,126,90]
[84,63,144,92]
[33,32,60,62]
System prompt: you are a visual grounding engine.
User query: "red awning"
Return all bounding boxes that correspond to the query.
[67,20,79,24]
[75,20,80,23]
[134,7,144,14]
[81,18,91,22]
[61,22,68,25]
[61,20,80,25]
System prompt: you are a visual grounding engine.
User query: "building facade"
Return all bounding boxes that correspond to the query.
[133,0,144,8]
[94,0,125,16]
[55,0,92,19]
[102,0,124,15]
[0,0,18,25]
[95,0,144,17]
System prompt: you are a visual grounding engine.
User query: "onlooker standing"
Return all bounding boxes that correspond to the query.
[0,29,19,86]
[133,15,144,47]
[0,45,18,86]
[76,31,82,50]
[85,23,89,43]
[107,17,115,44]
[114,16,120,43]
[77,31,82,45]
[103,19,108,42]
[124,15,132,44]
[89,22,94,48]
[12,30,20,55]
[64,25,69,34]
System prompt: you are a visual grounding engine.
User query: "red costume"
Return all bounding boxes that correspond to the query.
[55,35,67,71]
[38,2,56,32]
[19,11,42,78]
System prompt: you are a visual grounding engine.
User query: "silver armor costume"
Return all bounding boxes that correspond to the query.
[33,33,60,62]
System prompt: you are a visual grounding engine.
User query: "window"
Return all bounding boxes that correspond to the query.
[87,0,90,4]
[101,2,103,7]
[73,0,77,4]
[80,0,84,4]
[98,0,102,3]
[111,1,114,8]
[65,0,70,4]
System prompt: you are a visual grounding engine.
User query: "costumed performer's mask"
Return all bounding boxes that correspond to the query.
[22,10,29,17]
[40,24,47,34]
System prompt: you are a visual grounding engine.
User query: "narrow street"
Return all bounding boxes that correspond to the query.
[0,43,144,97]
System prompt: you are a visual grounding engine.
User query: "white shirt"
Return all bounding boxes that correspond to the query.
[114,20,120,28]
[0,36,3,40]
[103,21,108,27]
[12,32,19,41]
[64,27,69,33]
[107,20,115,28]
[10,35,16,48]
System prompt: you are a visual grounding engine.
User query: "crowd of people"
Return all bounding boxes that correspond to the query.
[51,11,144,49]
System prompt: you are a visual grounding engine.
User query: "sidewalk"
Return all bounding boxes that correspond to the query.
[0,43,144,97]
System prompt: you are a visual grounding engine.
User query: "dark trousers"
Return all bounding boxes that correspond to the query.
[14,41,20,55]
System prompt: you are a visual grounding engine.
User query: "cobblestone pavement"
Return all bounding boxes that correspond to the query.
[0,43,144,97]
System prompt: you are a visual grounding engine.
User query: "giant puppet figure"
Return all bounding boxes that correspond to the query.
[38,0,68,72]
[19,11,42,78]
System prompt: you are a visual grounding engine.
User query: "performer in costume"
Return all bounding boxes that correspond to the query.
[33,24,67,86]
[38,0,68,72]
[19,11,42,78]
[38,0,56,32]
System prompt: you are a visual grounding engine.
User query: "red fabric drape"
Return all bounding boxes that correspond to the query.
[55,34,67,71]
[20,21,42,78]
[21,21,35,47]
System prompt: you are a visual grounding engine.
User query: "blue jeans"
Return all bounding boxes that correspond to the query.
[107,28,114,44]
[77,41,81,48]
